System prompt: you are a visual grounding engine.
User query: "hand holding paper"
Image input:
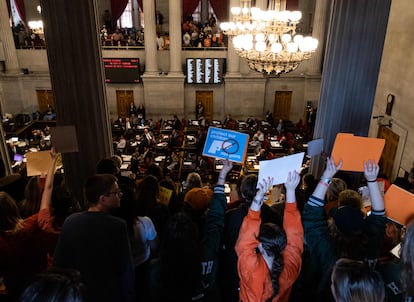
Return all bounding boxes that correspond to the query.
[331,133,385,172]
[257,152,304,187]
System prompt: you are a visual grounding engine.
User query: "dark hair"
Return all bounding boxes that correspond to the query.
[96,158,118,175]
[20,176,42,219]
[240,174,258,202]
[136,175,159,216]
[110,181,138,236]
[0,191,22,233]
[401,219,414,298]
[19,268,86,302]
[84,174,117,205]
[326,178,347,202]
[160,212,200,300]
[51,186,76,230]
[146,163,164,181]
[257,222,287,301]
[331,258,385,302]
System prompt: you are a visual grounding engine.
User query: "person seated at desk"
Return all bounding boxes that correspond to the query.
[116,135,127,154]
[130,113,140,128]
[113,116,125,131]
[253,129,265,142]
[43,105,56,121]
[168,129,181,149]
[138,129,154,153]
[249,136,262,154]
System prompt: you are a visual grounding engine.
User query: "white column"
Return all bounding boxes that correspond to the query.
[143,0,158,75]
[226,0,241,76]
[255,0,267,9]
[168,0,182,75]
[0,0,19,73]
[308,0,329,74]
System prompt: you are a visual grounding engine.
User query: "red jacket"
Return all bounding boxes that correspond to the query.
[235,202,304,302]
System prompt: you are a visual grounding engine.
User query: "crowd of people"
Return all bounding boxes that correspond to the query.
[1,136,414,302]
[2,104,414,301]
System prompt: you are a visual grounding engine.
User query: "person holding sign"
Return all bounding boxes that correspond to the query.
[235,171,302,302]
[301,158,387,302]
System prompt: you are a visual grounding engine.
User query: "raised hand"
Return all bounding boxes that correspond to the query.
[363,160,379,182]
[285,171,301,191]
[221,159,233,175]
[322,157,342,179]
[251,176,273,211]
[285,171,300,204]
[217,159,233,185]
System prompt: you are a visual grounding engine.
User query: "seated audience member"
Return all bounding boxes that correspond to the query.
[331,258,385,302]
[18,268,86,302]
[53,174,135,302]
[301,158,387,301]
[236,172,302,302]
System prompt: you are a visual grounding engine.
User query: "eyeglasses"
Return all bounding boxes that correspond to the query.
[105,190,123,196]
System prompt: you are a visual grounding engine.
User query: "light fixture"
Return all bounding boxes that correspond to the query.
[36,5,41,14]
[220,0,318,76]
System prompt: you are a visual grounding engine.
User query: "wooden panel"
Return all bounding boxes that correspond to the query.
[196,91,213,121]
[116,90,134,118]
[36,90,55,113]
[378,126,399,179]
[274,91,292,121]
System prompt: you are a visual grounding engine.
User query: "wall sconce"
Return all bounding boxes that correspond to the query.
[37,5,41,14]
[385,93,395,116]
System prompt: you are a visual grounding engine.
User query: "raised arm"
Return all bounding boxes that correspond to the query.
[312,157,342,200]
[285,171,301,204]
[217,159,233,186]
[363,160,385,212]
[40,147,58,210]
[199,159,233,294]
[250,176,273,212]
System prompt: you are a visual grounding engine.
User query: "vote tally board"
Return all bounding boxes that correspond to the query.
[202,127,249,164]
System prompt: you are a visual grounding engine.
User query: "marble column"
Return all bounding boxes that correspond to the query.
[168,0,182,75]
[225,0,241,76]
[0,0,19,73]
[143,0,158,75]
[307,0,329,75]
[310,0,391,186]
[40,0,112,206]
[255,0,268,10]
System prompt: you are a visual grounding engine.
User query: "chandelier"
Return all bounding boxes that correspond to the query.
[220,0,318,76]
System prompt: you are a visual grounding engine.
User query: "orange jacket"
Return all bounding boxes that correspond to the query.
[235,202,304,302]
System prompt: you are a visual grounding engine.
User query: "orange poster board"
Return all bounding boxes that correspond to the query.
[384,184,414,226]
[26,151,53,176]
[331,133,385,172]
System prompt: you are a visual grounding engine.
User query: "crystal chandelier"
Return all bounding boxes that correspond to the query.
[220,0,318,76]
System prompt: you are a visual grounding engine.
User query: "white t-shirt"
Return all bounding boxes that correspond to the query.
[131,216,157,266]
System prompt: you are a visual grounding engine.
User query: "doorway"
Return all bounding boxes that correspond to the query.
[274,91,292,121]
[36,89,55,113]
[195,91,213,121]
[116,90,134,118]
[378,125,399,180]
